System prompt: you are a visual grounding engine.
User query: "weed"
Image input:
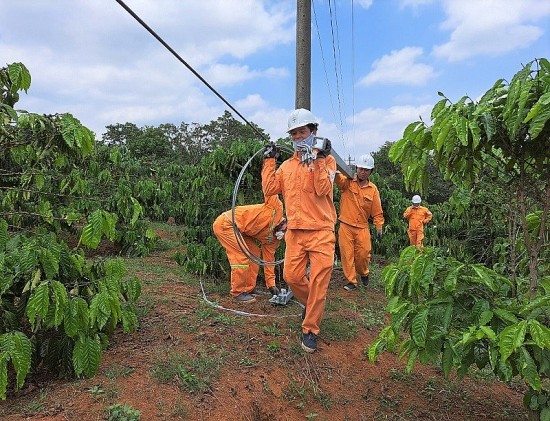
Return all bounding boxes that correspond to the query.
[179,315,199,333]
[135,295,155,319]
[88,384,105,396]
[106,403,141,421]
[320,317,358,341]
[388,368,412,383]
[195,303,217,321]
[171,401,188,418]
[212,313,243,326]
[306,413,319,420]
[284,380,307,405]
[24,389,47,414]
[151,349,224,393]
[104,365,135,381]
[358,305,386,329]
[262,321,284,336]
[267,341,281,353]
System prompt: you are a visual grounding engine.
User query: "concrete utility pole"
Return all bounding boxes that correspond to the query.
[295,0,353,177]
[296,0,311,110]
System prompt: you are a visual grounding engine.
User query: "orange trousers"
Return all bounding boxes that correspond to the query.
[408,229,424,247]
[213,215,273,297]
[338,223,371,285]
[283,229,335,335]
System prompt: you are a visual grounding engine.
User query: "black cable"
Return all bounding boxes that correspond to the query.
[114,0,269,143]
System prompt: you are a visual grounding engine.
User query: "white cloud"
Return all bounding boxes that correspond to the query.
[318,104,433,160]
[358,47,437,86]
[399,0,435,9]
[203,64,288,87]
[354,0,374,9]
[433,0,550,61]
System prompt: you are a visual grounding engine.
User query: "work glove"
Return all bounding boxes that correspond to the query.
[269,286,280,296]
[376,229,383,240]
[273,219,287,241]
[263,142,280,159]
[315,138,331,158]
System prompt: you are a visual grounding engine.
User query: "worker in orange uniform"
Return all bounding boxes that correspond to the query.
[403,195,432,247]
[262,108,337,353]
[213,194,286,303]
[335,154,384,291]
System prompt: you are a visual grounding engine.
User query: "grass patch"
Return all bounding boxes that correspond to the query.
[320,316,359,341]
[104,365,135,380]
[151,348,225,393]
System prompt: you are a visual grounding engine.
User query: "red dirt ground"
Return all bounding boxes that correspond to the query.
[1,232,528,421]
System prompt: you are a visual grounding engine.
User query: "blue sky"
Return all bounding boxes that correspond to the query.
[2,0,550,161]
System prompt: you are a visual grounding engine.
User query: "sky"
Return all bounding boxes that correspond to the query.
[2,0,550,162]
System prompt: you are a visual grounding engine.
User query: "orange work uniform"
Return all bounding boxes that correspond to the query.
[212,195,283,297]
[335,174,384,285]
[262,153,337,336]
[403,205,432,246]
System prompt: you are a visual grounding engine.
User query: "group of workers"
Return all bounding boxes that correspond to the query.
[213,108,432,354]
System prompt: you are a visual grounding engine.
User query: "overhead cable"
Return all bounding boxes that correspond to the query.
[114,0,269,143]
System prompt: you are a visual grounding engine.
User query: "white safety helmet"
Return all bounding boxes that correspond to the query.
[412,195,422,204]
[356,154,375,170]
[287,108,318,132]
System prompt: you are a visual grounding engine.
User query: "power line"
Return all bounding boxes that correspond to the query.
[114,0,269,143]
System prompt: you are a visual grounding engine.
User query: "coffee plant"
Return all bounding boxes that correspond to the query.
[0,62,142,399]
[378,58,550,420]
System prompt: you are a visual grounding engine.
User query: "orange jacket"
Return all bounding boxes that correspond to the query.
[335,174,384,230]
[220,194,284,245]
[403,205,432,231]
[262,154,337,231]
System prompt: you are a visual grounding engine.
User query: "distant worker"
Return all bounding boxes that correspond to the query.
[335,154,384,291]
[213,194,286,303]
[403,195,432,247]
[262,108,337,353]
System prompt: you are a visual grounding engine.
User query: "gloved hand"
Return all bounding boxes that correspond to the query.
[263,143,280,159]
[274,219,287,240]
[269,286,280,296]
[376,230,383,240]
[315,138,331,158]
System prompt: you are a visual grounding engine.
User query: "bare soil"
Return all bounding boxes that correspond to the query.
[0,228,527,420]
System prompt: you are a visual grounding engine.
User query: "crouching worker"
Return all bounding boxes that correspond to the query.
[213,194,286,303]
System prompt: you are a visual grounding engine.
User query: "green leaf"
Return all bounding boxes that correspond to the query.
[529,320,550,349]
[64,297,90,338]
[72,335,101,378]
[0,353,7,400]
[9,332,32,390]
[519,347,541,391]
[0,220,8,251]
[493,308,518,324]
[8,62,31,93]
[441,341,453,378]
[443,264,463,292]
[90,291,111,330]
[130,197,143,225]
[80,210,103,249]
[50,280,69,327]
[26,281,50,327]
[499,320,527,362]
[411,308,429,347]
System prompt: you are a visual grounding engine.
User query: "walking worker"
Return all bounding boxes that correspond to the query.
[403,195,432,247]
[335,154,384,291]
[212,194,286,303]
[262,108,337,353]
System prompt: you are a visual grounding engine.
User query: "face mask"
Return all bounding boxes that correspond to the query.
[293,133,315,151]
